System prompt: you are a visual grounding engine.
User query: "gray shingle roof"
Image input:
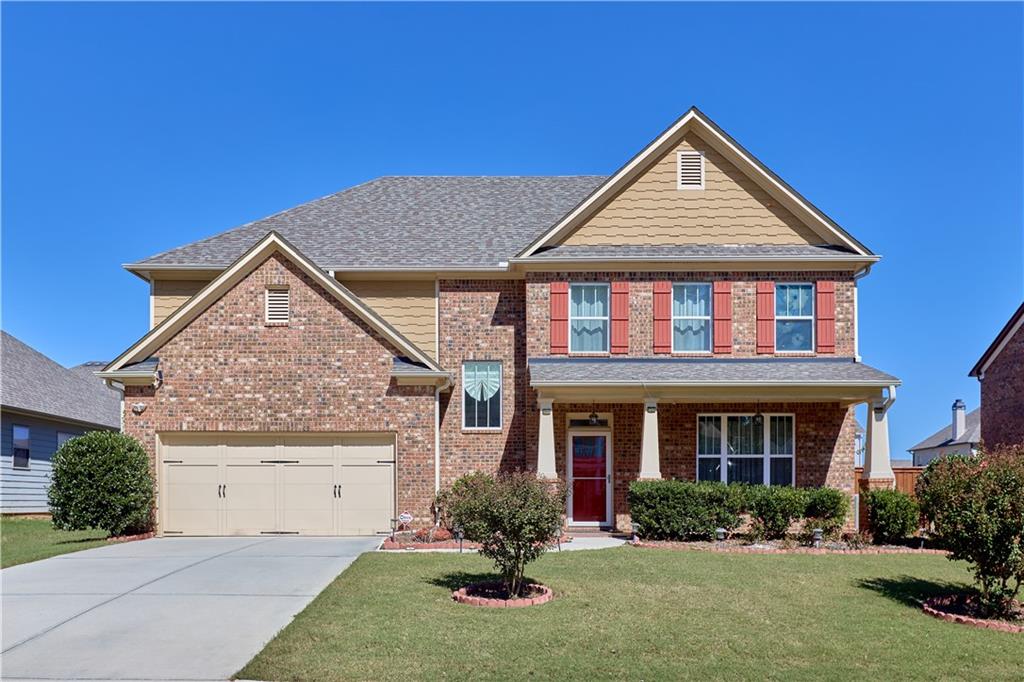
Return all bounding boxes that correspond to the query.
[132,176,606,271]
[908,408,981,452]
[528,357,900,385]
[525,244,861,260]
[1,332,120,428]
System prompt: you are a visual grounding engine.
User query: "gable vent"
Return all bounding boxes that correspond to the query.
[677,151,705,190]
[265,287,290,324]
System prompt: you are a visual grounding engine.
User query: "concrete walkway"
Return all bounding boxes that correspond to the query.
[1,536,380,681]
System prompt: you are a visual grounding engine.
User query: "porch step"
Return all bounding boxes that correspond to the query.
[565,527,625,538]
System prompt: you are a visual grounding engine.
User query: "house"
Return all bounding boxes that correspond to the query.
[969,301,1024,447]
[908,399,981,467]
[99,108,900,536]
[1,332,121,513]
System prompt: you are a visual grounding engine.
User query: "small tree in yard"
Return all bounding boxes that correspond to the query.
[449,472,565,598]
[917,446,1024,619]
[49,431,155,536]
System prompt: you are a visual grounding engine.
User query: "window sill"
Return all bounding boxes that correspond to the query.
[265,322,290,328]
[672,351,714,356]
[462,427,503,434]
[568,352,611,357]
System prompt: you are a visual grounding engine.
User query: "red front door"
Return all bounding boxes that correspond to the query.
[570,434,608,524]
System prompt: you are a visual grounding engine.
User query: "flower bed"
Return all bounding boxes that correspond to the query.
[633,538,946,555]
[452,581,554,608]
[923,595,1024,633]
[381,532,571,551]
[107,531,155,544]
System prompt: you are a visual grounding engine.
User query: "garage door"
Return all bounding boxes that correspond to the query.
[159,434,395,536]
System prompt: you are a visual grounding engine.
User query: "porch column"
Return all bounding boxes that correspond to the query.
[638,399,662,479]
[537,397,557,480]
[863,386,896,487]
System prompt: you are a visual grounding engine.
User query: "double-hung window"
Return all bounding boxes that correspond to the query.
[463,361,502,429]
[569,284,609,353]
[776,283,814,352]
[696,414,795,486]
[672,283,712,352]
[12,425,30,470]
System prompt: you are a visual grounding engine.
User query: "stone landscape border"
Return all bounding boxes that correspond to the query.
[452,582,554,608]
[922,596,1024,633]
[632,540,947,555]
[107,532,155,544]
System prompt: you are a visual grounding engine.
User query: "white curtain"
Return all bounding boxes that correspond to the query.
[465,362,500,401]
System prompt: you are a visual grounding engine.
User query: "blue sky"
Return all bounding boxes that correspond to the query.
[2,2,1022,454]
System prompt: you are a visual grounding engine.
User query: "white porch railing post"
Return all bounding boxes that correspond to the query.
[639,398,662,480]
[537,397,558,480]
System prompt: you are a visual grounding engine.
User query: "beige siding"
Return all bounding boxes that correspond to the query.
[338,279,437,359]
[152,280,210,327]
[564,132,822,246]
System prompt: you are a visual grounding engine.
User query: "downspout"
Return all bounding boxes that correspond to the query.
[852,265,872,363]
[434,385,441,495]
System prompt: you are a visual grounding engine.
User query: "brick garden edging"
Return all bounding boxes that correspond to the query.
[922,596,1024,633]
[452,582,554,608]
[107,532,155,544]
[632,540,948,555]
[381,534,572,551]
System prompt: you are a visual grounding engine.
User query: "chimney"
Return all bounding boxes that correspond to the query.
[951,399,966,440]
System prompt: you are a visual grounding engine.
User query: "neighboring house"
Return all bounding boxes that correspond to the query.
[907,400,981,467]
[969,301,1024,447]
[1,332,121,513]
[99,108,900,536]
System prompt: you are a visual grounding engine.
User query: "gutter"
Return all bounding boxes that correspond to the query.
[529,380,902,388]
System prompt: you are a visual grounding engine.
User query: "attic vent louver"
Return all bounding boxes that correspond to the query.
[265,287,290,324]
[677,150,705,190]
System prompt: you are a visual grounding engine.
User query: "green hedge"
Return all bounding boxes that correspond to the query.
[865,489,919,545]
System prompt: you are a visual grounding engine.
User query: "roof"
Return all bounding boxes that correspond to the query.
[528,357,900,386]
[129,176,605,272]
[522,244,864,262]
[1,332,120,428]
[970,300,1024,378]
[908,408,981,453]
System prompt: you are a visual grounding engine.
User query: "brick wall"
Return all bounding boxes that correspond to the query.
[980,322,1024,447]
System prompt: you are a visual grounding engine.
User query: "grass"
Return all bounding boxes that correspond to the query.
[239,547,1023,682]
[0,516,108,568]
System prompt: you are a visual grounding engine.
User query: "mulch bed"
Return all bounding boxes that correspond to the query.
[633,538,947,555]
[923,595,1024,633]
[452,581,554,608]
[107,532,155,544]
[381,534,572,551]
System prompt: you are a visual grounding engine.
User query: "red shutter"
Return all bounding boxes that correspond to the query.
[756,281,775,354]
[550,281,569,354]
[712,281,732,354]
[816,281,836,354]
[610,281,630,354]
[653,281,672,354]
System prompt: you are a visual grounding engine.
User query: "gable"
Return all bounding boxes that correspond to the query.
[564,132,821,247]
[338,279,437,359]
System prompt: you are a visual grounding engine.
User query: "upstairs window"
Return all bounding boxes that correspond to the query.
[265,287,290,324]
[672,283,712,352]
[776,283,814,352]
[463,361,502,430]
[569,284,609,353]
[12,425,30,469]
[677,150,705,190]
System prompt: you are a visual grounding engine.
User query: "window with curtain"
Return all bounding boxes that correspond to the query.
[12,425,30,470]
[775,283,814,352]
[672,283,712,352]
[569,284,609,352]
[463,361,502,429]
[696,414,795,486]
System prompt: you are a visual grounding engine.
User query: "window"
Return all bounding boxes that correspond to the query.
[569,284,609,353]
[265,287,290,324]
[696,414,795,486]
[463,361,502,429]
[776,283,814,352]
[12,425,30,469]
[677,150,705,190]
[57,432,76,449]
[672,283,712,352]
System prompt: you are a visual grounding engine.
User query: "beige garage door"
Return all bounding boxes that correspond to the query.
[160,434,395,536]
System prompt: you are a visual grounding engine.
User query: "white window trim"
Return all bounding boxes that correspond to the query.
[672,282,713,354]
[12,424,30,470]
[676,150,705,190]
[568,283,611,354]
[265,286,290,325]
[695,413,796,486]
[461,360,503,431]
[775,282,815,354]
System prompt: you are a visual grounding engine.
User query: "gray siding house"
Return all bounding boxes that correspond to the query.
[908,399,981,467]
[1,332,120,513]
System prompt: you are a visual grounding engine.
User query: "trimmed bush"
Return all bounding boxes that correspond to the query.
[917,447,1024,619]
[628,480,747,540]
[802,487,849,540]
[865,489,919,545]
[49,431,154,536]
[749,486,807,540]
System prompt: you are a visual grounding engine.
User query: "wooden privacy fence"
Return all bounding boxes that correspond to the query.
[854,467,923,497]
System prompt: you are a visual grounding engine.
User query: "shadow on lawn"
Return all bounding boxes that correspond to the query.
[426,571,505,591]
[857,575,972,609]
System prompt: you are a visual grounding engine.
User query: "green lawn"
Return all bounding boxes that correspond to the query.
[239,547,1022,682]
[0,517,108,568]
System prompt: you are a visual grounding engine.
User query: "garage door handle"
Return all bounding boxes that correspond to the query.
[222,484,227,498]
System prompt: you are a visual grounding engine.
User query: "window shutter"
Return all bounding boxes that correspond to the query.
[610,281,630,354]
[712,281,732,354]
[265,288,290,324]
[550,281,569,354]
[816,281,836,354]
[756,281,775,354]
[653,281,672,354]
[677,151,704,189]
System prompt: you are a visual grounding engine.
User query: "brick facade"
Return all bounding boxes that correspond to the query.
[979,321,1024,447]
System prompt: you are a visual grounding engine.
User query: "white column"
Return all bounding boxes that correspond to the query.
[537,397,557,480]
[864,389,896,484]
[639,399,662,480]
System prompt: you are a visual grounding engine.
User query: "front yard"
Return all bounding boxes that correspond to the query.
[0,516,108,568]
[239,547,1022,681]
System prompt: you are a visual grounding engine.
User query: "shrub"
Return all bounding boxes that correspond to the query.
[917,447,1024,618]
[628,480,747,540]
[434,471,494,530]
[448,471,565,597]
[802,487,849,540]
[748,486,807,540]
[49,431,154,536]
[865,489,919,545]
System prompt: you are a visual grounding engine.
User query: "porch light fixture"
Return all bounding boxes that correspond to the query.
[716,527,726,542]
[588,411,600,426]
[812,528,823,548]
[753,402,764,429]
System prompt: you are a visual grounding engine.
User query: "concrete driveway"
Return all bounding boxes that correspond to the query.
[1,536,380,681]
